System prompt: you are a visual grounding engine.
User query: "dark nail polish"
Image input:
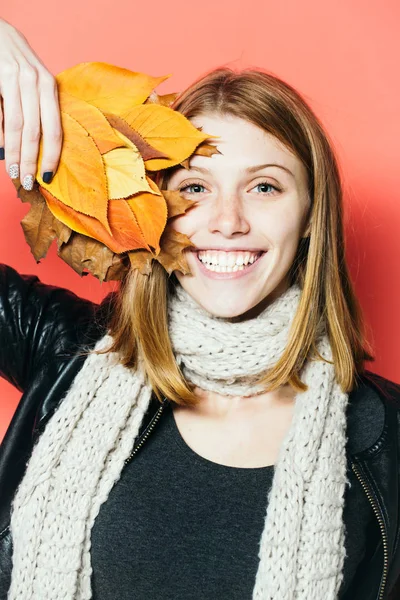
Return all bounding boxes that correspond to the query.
[43,171,53,184]
[0,148,4,161]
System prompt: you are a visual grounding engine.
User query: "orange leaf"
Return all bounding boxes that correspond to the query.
[127,186,168,253]
[103,113,169,161]
[42,187,149,254]
[108,199,150,252]
[145,91,179,108]
[59,91,125,154]
[36,112,111,233]
[57,62,171,116]
[121,104,218,170]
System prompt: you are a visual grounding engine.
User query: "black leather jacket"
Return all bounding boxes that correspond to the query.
[0,263,399,600]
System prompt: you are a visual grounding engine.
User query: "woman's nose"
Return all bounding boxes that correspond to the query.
[207,195,250,237]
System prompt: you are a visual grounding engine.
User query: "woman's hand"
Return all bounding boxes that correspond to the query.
[0,18,62,190]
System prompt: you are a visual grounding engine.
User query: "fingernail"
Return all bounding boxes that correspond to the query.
[0,148,4,160]
[43,171,53,184]
[9,164,19,179]
[22,174,34,191]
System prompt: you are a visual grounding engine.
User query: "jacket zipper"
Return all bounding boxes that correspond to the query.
[0,401,168,549]
[124,399,168,465]
[351,460,389,600]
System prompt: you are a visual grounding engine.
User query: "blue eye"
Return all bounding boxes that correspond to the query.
[253,181,279,195]
[179,183,206,194]
[178,180,280,195]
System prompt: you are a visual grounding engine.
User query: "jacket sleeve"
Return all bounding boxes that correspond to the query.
[0,263,98,393]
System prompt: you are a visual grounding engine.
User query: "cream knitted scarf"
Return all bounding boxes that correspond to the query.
[8,282,349,600]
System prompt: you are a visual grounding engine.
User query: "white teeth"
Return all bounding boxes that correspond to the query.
[197,250,264,272]
[227,254,236,268]
[197,250,261,268]
[206,264,246,273]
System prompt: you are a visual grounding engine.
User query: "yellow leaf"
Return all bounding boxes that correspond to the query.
[57,62,171,116]
[121,104,218,170]
[103,113,169,161]
[60,91,125,154]
[102,147,156,200]
[36,112,111,234]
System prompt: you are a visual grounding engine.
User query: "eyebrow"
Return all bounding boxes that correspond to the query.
[174,163,295,178]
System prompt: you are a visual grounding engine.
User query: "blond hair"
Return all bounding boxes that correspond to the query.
[103,67,374,405]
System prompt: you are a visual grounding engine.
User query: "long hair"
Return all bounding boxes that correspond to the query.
[102,67,374,405]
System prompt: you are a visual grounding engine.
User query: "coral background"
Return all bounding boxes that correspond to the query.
[0,0,399,440]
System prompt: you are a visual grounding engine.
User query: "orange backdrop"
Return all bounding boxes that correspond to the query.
[1,0,399,440]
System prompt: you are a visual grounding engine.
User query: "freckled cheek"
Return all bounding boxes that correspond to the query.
[258,210,301,245]
[168,209,205,235]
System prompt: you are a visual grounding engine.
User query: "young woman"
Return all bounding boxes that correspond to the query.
[0,18,399,600]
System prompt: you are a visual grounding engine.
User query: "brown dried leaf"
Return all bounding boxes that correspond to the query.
[179,158,191,170]
[179,142,222,170]
[104,253,130,282]
[193,142,222,158]
[58,233,129,283]
[18,184,72,261]
[155,227,194,274]
[161,190,196,219]
[12,177,40,204]
[13,178,128,282]
[103,113,169,161]
[128,249,154,275]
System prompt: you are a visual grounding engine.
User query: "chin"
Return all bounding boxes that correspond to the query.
[192,294,262,320]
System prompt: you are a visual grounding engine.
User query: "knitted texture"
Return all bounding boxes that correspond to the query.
[8,282,349,599]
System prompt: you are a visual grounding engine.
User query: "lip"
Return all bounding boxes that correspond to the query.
[193,250,267,280]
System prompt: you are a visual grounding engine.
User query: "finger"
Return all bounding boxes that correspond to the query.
[1,63,23,180]
[19,63,41,191]
[38,71,62,183]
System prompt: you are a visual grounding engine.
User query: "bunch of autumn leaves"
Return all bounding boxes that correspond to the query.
[12,62,219,282]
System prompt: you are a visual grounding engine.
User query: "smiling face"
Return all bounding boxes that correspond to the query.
[165,113,311,319]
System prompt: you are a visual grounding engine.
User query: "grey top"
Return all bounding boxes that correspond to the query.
[91,386,383,599]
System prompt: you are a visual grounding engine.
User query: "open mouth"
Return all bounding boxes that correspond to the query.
[195,250,266,273]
